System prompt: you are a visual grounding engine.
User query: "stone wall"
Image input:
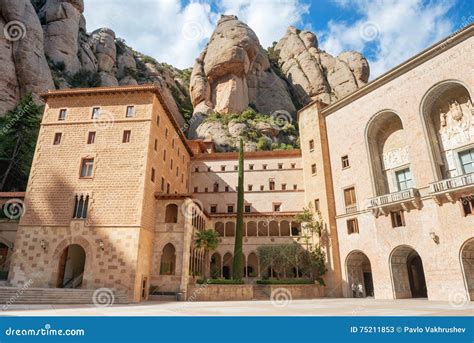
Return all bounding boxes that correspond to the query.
[186,283,325,301]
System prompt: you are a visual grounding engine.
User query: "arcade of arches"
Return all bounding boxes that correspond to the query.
[213,220,301,237]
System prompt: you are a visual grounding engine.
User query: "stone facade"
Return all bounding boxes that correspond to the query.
[1,26,473,303]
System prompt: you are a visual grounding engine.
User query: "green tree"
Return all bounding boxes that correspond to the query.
[195,229,220,278]
[232,138,245,280]
[0,93,43,191]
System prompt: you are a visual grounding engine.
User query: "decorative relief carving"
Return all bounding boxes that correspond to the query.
[382,146,410,170]
[439,97,473,150]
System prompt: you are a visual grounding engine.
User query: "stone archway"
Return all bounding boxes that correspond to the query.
[346,251,374,298]
[56,244,86,288]
[222,252,233,279]
[210,252,222,278]
[390,245,427,299]
[461,238,474,301]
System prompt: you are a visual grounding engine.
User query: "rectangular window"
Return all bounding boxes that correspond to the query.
[273,203,281,212]
[459,148,474,174]
[293,184,297,190]
[278,163,283,169]
[344,187,357,213]
[221,165,226,171]
[170,159,173,170]
[207,167,211,172]
[172,139,175,148]
[165,128,168,137]
[80,158,94,178]
[314,199,320,211]
[53,132,62,145]
[281,184,287,190]
[461,196,474,216]
[213,183,219,192]
[122,130,131,143]
[154,139,158,151]
[311,164,317,175]
[225,186,229,192]
[269,180,275,191]
[390,210,405,227]
[309,140,315,150]
[291,163,296,169]
[166,183,170,194]
[156,115,160,126]
[58,109,67,121]
[163,150,166,161]
[249,164,254,170]
[248,185,253,191]
[347,218,359,234]
[263,164,267,170]
[161,177,165,191]
[91,107,100,119]
[245,205,251,213]
[194,167,199,172]
[342,155,350,169]
[204,187,208,193]
[396,168,413,191]
[87,131,96,144]
[73,194,89,219]
[210,205,217,214]
[126,106,135,118]
[194,187,198,193]
[151,168,155,182]
[260,185,264,191]
[234,165,238,171]
[227,205,234,213]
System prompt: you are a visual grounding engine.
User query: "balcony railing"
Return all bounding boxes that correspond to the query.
[369,188,420,208]
[430,173,474,194]
[368,188,421,217]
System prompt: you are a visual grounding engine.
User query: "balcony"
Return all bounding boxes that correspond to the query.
[429,173,474,204]
[368,188,421,217]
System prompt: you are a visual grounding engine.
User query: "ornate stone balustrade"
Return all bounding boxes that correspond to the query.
[430,173,474,204]
[368,188,421,217]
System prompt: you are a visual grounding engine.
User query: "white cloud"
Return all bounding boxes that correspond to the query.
[83,0,309,69]
[319,0,456,79]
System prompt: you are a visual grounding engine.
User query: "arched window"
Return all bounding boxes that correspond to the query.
[225,222,235,237]
[421,81,473,180]
[246,221,257,236]
[366,111,410,195]
[214,222,225,236]
[160,243,176,275]
[165,204,178,223]
[280,221,290,236]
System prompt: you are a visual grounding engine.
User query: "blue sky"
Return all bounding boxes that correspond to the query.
[84,0,473,78]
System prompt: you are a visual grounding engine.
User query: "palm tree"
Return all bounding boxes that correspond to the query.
[194,229,220,278]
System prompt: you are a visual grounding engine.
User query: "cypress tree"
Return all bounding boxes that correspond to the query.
[232,138,245,280]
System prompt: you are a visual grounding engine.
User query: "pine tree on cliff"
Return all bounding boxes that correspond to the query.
[232,138,245,281]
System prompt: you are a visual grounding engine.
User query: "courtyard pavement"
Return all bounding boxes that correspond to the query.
[0,298,473,316]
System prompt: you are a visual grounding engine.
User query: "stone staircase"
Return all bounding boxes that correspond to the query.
[252,285,271,300]
[0,286,129,305]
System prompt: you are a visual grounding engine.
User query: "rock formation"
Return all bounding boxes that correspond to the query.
[0,0,54,114]
[190,15,296,116]
[274,27,369,105]
[0,0,191,126]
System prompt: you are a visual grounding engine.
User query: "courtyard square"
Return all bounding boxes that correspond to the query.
[1,298,473,317]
